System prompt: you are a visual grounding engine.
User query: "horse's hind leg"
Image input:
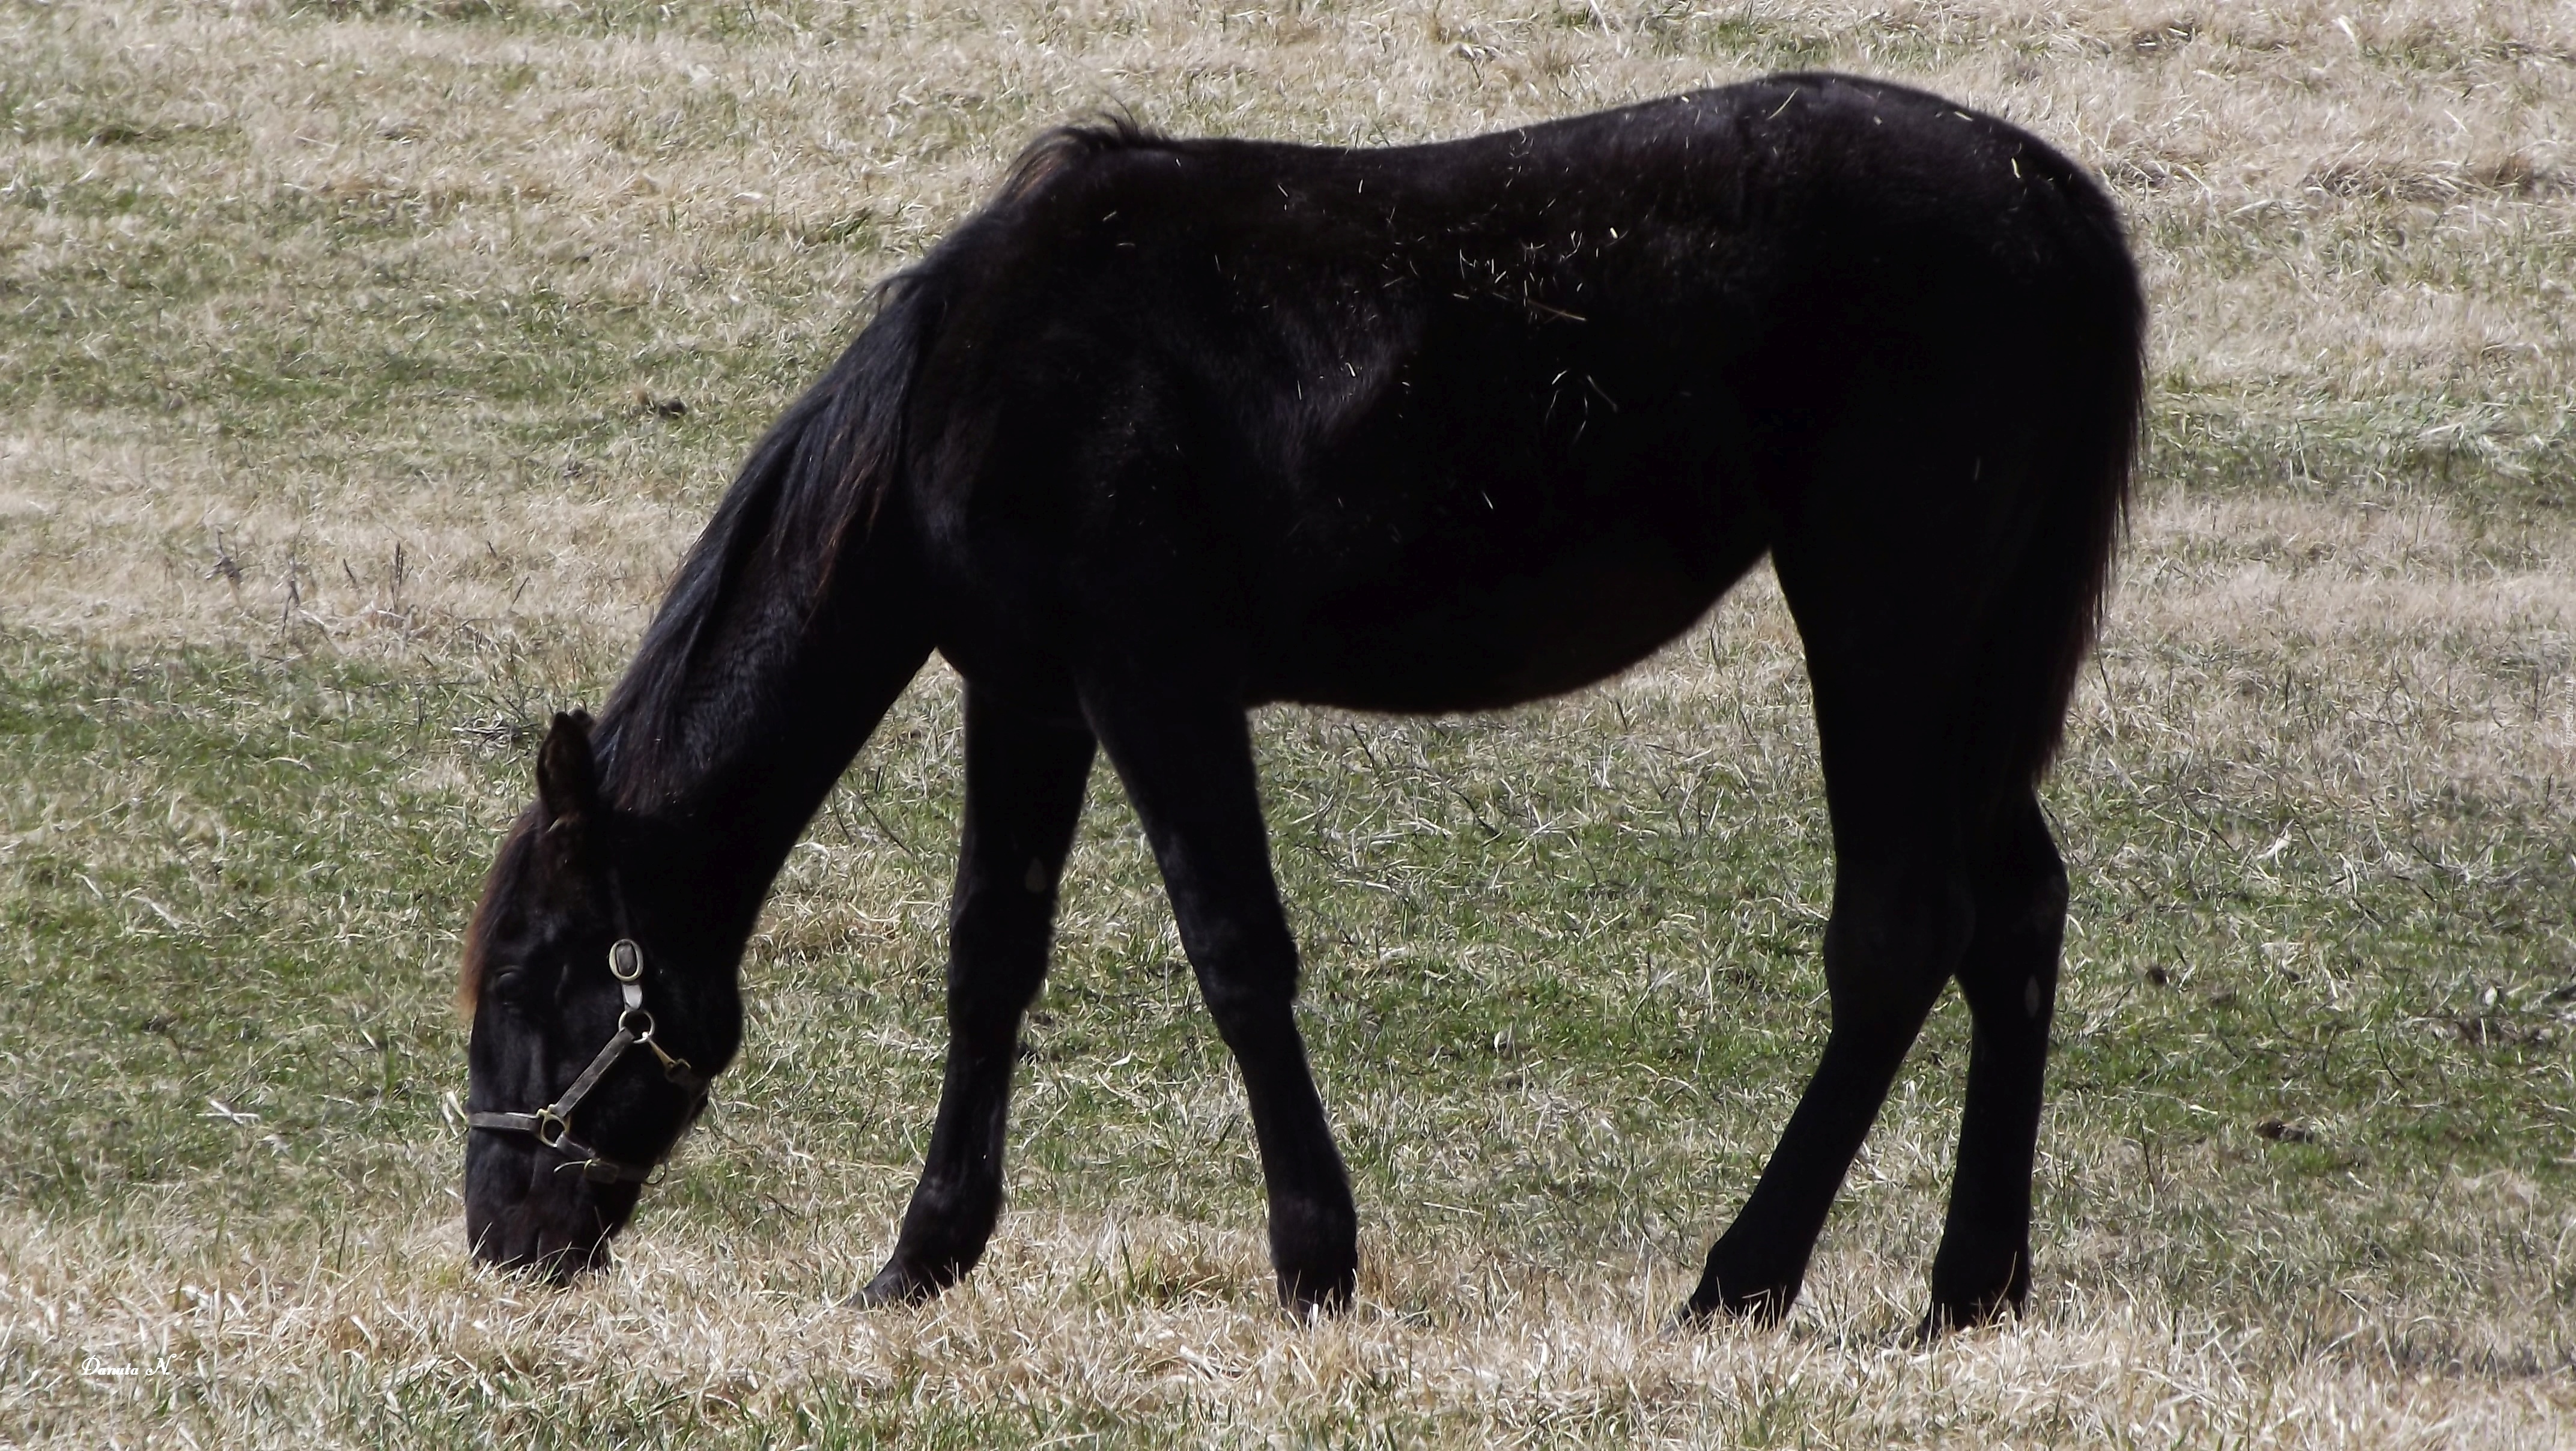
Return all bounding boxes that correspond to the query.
[1686,501,1982,1323]
[858,682,1095,1306]
[1078,679,1358,1313]
[1924,788,2064,1332]
[1687,831,1971,1322]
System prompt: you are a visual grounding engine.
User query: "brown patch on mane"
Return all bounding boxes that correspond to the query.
[455,818,528,1015]
[455,886,494,1016]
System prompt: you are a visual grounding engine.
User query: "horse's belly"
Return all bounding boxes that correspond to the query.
[1251,507,1767,713]
[1227,316,1771,712]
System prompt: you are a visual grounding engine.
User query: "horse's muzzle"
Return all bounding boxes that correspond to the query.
[464,1134,637,1282]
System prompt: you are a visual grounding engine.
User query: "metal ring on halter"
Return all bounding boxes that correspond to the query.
[618,1006,657,1042]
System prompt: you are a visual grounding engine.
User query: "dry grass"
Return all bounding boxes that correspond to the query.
[8,1193,2571,1447]
[4,0,2574,1445]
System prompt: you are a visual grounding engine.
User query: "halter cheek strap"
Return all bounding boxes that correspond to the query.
[469,938,707,1185]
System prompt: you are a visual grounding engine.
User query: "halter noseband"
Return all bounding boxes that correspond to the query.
[468,938,707,1185]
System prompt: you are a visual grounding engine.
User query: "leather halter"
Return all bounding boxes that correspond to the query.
[468,938,707,1184]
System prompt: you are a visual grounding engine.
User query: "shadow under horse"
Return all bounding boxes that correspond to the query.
[456,71,2145,1334]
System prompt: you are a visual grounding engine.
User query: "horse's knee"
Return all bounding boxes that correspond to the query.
[1179,918,1303,1043]
[1821,861,1974,1039]
[1991,820,2068,935]
[1982,801,2066,921]
[1195,969,1299,1052]
[945,880,1056,1021]
[1955,819,2068,1027]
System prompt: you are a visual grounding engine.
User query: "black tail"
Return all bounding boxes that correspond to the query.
[1981,173,2148,794]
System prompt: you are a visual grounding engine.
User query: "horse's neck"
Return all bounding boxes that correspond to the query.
[595,727,825,955]
[595,554,934,959]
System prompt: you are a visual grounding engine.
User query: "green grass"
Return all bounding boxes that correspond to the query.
[3,614,2568,1401]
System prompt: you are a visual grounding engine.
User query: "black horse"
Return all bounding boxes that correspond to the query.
[458,72,2143,1333]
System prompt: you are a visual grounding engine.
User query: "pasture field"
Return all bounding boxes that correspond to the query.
[3,0,2573,1443]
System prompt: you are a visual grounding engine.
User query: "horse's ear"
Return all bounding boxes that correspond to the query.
[535,709,600,829]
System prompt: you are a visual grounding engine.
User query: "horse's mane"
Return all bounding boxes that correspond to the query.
[457,119,1180,1008]
[996,112,1160,202]
[590,273,942,805]
[587,120,1167,807]
[455,852,497,1013]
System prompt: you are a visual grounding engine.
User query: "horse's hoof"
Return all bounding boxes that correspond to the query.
[848,1262,943,1309]
[1916,1292,2019,1343]
[1675,1283,1795,1329]
[1277,1267,1356,1319]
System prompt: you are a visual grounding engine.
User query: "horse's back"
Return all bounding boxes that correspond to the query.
[909,77,2142,715]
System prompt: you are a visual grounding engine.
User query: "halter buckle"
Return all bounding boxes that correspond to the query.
[608,938,644,982]
[647,1038,700,1085]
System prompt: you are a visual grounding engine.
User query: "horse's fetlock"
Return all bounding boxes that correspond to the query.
[1690,1233,1807,1326]
[1271,1225,1359,1316]
[1270,1187,1357,1246]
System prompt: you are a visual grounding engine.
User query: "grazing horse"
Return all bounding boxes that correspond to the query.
[458,72,2143,1332]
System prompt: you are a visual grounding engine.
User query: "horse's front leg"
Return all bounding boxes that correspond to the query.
[857,683,1094,1306]
[1080,679,1358,1315]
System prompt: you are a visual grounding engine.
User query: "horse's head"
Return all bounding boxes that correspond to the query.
[459,710,732,1279]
